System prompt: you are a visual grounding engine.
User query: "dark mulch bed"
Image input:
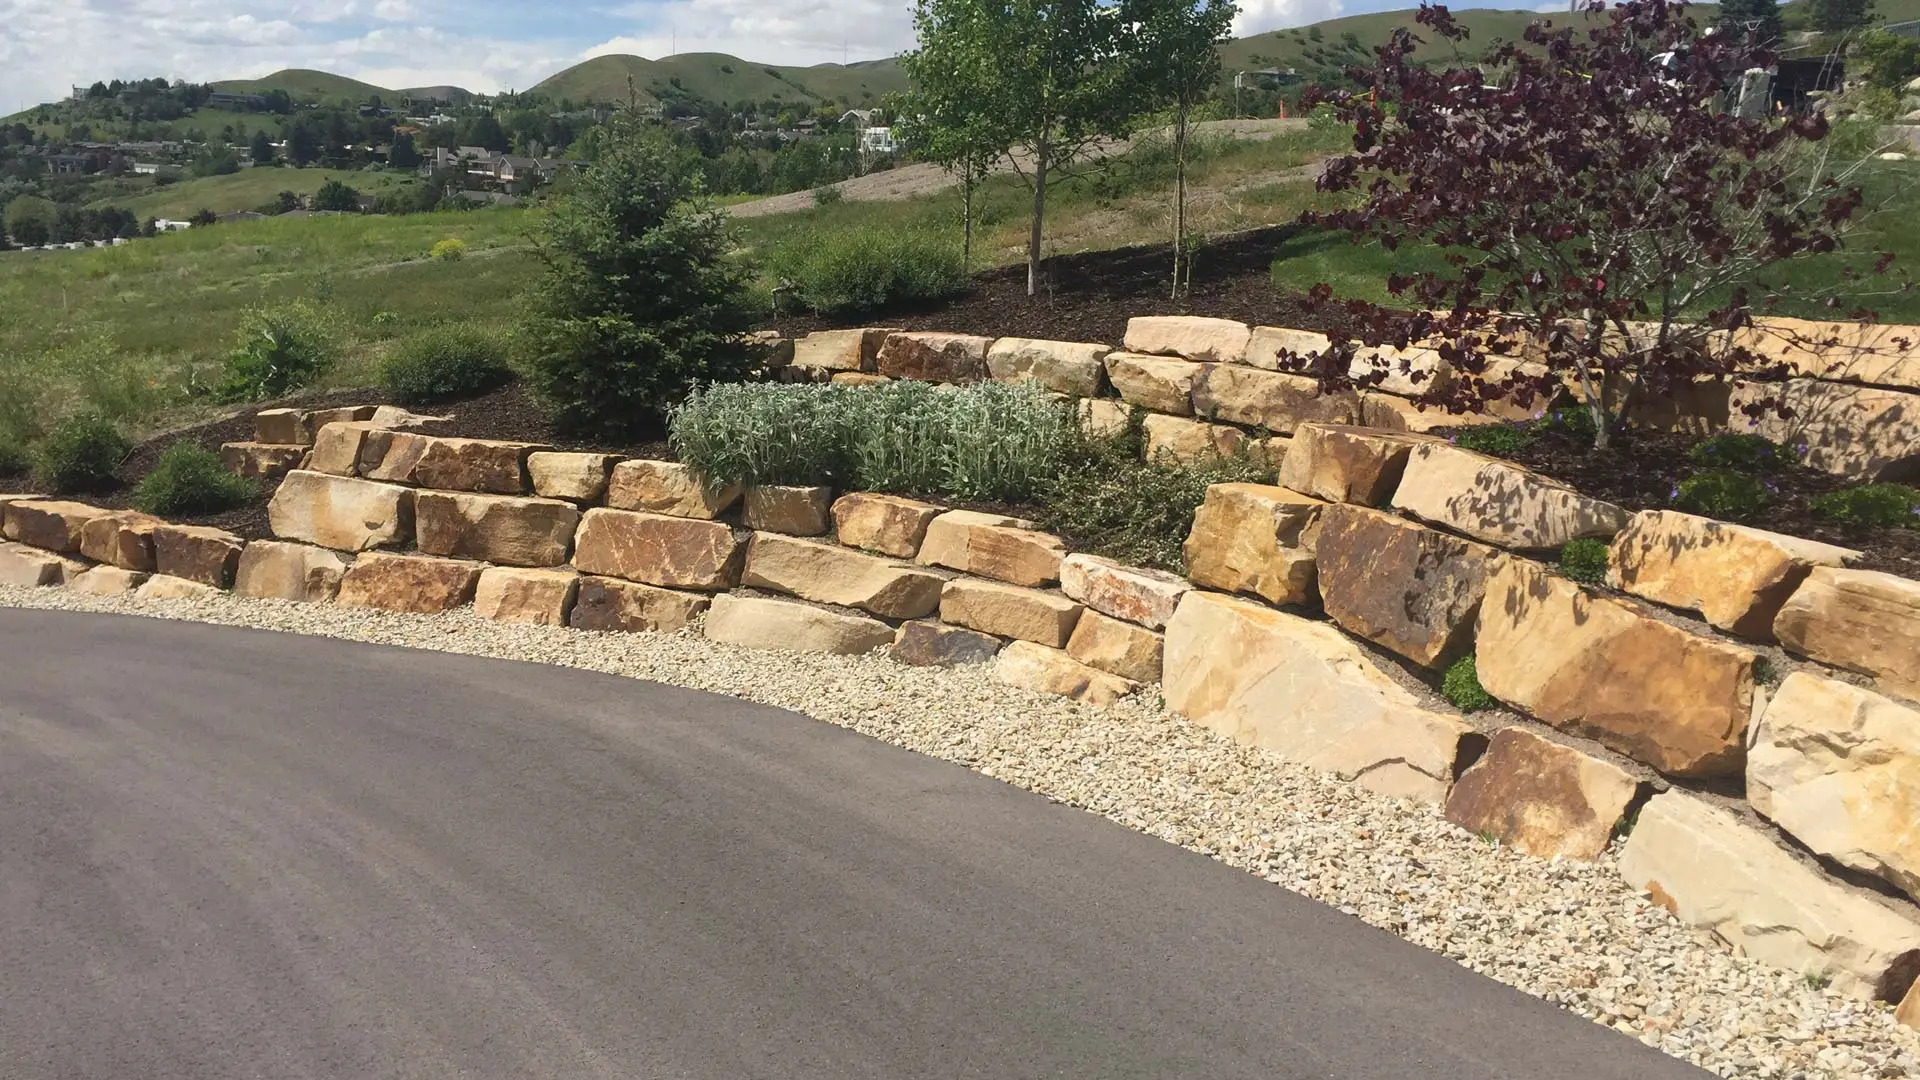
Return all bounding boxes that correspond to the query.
[1462,422,1920,579]
[764,225,1354,344]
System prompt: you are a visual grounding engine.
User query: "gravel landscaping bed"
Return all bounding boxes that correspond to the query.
[4,582,1917,1080]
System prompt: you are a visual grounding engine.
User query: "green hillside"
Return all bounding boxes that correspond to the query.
[210,68,394,104]
[531,53,907,106]
[92,168,419,220]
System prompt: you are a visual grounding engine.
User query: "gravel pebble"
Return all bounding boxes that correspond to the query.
[5,582,1919,1080]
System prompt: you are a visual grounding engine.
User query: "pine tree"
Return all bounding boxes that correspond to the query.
[1807,0,1874,33]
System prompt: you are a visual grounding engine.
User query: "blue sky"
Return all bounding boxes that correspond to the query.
[0,0,1440,110]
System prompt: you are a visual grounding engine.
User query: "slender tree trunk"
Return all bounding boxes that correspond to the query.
[1172,101,1189,302]
[1027,149,1048,297]
[962,173,975,271]
[1578,315,1612,451]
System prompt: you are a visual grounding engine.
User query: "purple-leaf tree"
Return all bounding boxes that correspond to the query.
[1288,0,1898,450]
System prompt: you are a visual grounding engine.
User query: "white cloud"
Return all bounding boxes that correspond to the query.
[1233,0,1348,39]
[585,0,912,66]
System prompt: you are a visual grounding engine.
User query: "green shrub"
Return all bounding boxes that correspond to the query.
[1451,424,1535,455]
[1810,483,1920,529]
[0,437,29,477]
[811,184,844,206]
[670,383,860,487]
[216,302,335,403]
[1531,406,1598,443]
[380,326,511,405]
[33,412,130,494]
[430,238,467,262]
[1673,468,1770,518]
[1556,537,1611,583]
[132,442,255,515]
[769,225,968,317]
[1687,433,1792,473]
[1442,655,1497,712]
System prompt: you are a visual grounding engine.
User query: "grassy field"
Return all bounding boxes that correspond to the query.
[93,168,422,220]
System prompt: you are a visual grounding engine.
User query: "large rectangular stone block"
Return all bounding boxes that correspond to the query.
[233,540,349,603]
[337,552,482,614]
[1105,353,1201,416]
[605,460,741,519]
[1730,378,1920,481]
[267,470,414,552]
[473,567,579,627]
[994,641,1138,707]
[986,338,1110,397]
[571,508,743,591]
[1773,567,1920,701]
[409,437,549,495]
[743,532,944,619]
[414,491,580,568]
[791,328,897,373]
[1181,483,1323,607]
[1192,365,1359,434]
[2,499,113,554]
[152,525,246,589]
[832,492,942,558]
[78,511,164,572]
[916,510,1065,587]
[1444,728,1641,861]
[1316,505,1506,669]
[1123,315,1251,364]
[1391,443,1626,550]
[939,578,1083,647]
[875,331,992,383]
[704,593,895,655]
[0,542,81,587]
[1278,423,1435,506]
[1608,510,1858,640]
[568,576,709,633]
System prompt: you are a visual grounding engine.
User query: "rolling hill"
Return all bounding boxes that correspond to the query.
[209,68,397,104]
[530,53,906,107]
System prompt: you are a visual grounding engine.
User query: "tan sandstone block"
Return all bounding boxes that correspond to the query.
[152,524,245,588]
[220,442,307,480]
[1182,483,1323,606]
[1391,443,1627,550]
[571,508,743,591]
[473,567,579,626]
[1316,505,1507,669]
[1243,326,1330,371]
[2,499,113,554]
[77,511,164,572]
[0,542,82,587]
[1105,353,1201,416]
[306,421,378,476]
[1360,392,1510,434]
[232,540,349,603]
[743,532,944,619]
[1058,553,1189,630]
[742,486,833,536]
[832,492,942,558]
[1142,413,1246,464]
[939,577,1083,647]
[875,331,992,383]
[568,576,709,633]
[337,552,482,614]
[1444,727,1643,860]
[358,429,436,483]
[1078,398,1131,437]
[1278,423,1436,506]
[1163,591,1478,803]
[1192,365,1360,434]
[134,575,219,601]
[1350,344,1454,398]
[986,338,1110,397]
[1731,378,1920,481]
[252,407,306,445]
[297,405,378,441]
[267,470,414,552]
[891,620,1004,667]
[414,491,580,568]
[791,327,898,373]
[1729,317,1920,393]
[1476,560,1755,778]
[1619,791,1920,1001]
[409,437,549,495]
[69,566,149,596]
[704,593,895,655]
[606,460,742,519]
[1774,568,1920,701]
[994,640,1138,707]
[1124,315,1251,364]
[829,372,890,387]
[915,510,1065,587]
[1065,610,1164,684]
[1609,510,1858,639]
[528,451,621,503]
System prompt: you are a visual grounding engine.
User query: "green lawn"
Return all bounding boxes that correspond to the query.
[96,167,422,220]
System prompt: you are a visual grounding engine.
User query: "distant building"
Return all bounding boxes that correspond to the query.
[206,91,269,111]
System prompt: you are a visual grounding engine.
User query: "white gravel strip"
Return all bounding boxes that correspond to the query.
[4,582,1917,1080]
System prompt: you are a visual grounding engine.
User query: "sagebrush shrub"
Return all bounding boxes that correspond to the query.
[381,326,511,405]
[1687,432,1792,473]
[1442,655,1496,713]
[769,225,967,316]
[1810,483,1919,529]
[1673,468,1771,518]
[132,442,255,515]
[217,302,335,403]
[33,412,129,493]
[1556,537,1610,583]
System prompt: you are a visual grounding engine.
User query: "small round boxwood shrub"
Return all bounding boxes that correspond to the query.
[1557,537,1610,583]
[1810,483,1919,529]
[380,326,511,405]
[133,442,255,515]
[1442,655,1497,713]
[33,412,130,493]
[1687,432,1792,473]
[430,238,467,262]
[1673,468,1770,518]
[1451,424,1534,456]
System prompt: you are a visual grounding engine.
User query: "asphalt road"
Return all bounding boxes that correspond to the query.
[0,608,1710,1080]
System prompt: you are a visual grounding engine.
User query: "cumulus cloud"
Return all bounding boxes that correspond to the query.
[1232,0,1349,39]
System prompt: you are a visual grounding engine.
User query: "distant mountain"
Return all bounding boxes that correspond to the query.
[397,85,476,106]
[208,68,397,103]
[530,53,905,107]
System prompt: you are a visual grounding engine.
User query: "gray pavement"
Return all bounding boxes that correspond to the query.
[0,608,1710,1079]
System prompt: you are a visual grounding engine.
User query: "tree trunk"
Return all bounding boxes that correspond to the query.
[1027,147,1049,298]
[962,174,975,271]
[1172,101,1189,302]
[1578,315,1612,451]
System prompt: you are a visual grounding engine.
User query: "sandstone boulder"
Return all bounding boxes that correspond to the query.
[829,372,890,387]
[743,485,833,536]
[1608,510,1858,639]
[152,524,245,588]
[336,552,482,613]
[2,499,112,553]
[1728,317,1920,392]
[1476,560,1755,777]
[791,327,897,373]
[267,471,414,552]
[0,543,82,587]
[357,429,436,483]
[1774,568,1920,701]
[306,421,378,475]
[1278,423,1434,506]
[1078,398,1131,437]
[1749,673,1920,903]
[410,438,548,495]
[1142,414,1246,464]
[1731,378,1920,481]
[1065,610,1163,684]
[986,338,1110,397]
[743,532,944,619]
[832,492,942,558]
[571,508,743,591]
[1391,443,1627,550]
[298,405,378,440]
[1192,366,1360,434]
[253,407,306,445]
[1058,553,1189,630]
[605,460,742,519]
[1361,392,1509,434]
[1242,326,1330,371]
[1181,483,1323,606]
[1444,728,1642,860]
[995,641,1138,707]
[1124,315,1251,364]
[568,576,709,633]
[473,567,579,626]
[366,406,453,433]
[939,577,1083,647]
[1163,591,1478,803]
[69,566,149,596]
[875,331,992,383]
[1350,345,1454,398]
[704,593,895,655]
[1619,791,1920,1001]
[916,510,1066,587]
[1105,353,1201,416]
[1316,506,1506,669]
[891,620,1004,667]
[232,540,349,603]
[527,452,621,504]
[220,442,307,479]
[134,575,219,601]
[78,511,164,572]
[414,491,580,567]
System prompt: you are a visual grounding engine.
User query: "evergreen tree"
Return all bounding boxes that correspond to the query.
[250,130,275,164]
[1808,0,1874,33]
